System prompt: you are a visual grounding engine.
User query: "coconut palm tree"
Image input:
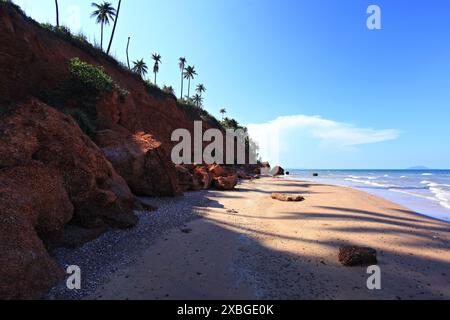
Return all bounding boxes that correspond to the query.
[192,94,203,108]
[55,0,60,27]
[183,65,197,98]
[219,108,226,121]
[196,84,206,97]
[152,53,162,85]
[132,59,148,78]
[91,2,116,50]
[106,0,121,54]
[178,57,187,99]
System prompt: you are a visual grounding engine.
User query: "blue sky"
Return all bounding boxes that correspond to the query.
[13,0,450,169]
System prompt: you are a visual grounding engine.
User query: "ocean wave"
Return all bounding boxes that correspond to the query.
[422,173,434,176]
[388,188,437,201]
[344,178,390,188]
[419,181,450,210]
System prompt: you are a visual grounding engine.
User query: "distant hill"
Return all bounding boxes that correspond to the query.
[407,166,430,170]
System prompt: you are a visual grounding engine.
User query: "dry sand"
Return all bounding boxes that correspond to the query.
[89,178,450,300]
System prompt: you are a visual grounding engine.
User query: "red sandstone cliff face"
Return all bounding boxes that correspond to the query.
[0,5,221,197]
[0,162,72,300]
[0,100,138,299]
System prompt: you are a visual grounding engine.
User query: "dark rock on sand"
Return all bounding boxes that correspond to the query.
[271,166,285,176]
[271,193,305,202]
[338,246,378,267]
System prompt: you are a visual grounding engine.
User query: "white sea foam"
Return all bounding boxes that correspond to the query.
[344,178,390,188]
[422,173,434,176]
[419,181,450,210]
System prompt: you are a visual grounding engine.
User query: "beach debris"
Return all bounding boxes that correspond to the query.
[338,246,378,267]
[226,209,239,214]
[271,193,305,202]
[270,166,285,176]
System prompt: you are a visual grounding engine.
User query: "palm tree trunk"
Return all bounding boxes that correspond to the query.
[126,37,131,69]
[107,0,121,54]
[180,73,184,99]
[55,0,59,27]
[188,78,191,98]
[100,22,104,50]
[154,73,157,85]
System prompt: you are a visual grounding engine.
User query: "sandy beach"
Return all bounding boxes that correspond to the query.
[48,177,449,300]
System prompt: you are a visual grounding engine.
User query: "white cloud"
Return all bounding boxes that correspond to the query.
[247,115,400,165]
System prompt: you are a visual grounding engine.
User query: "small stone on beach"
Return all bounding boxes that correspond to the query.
[338,246,378,267]
[271,193,305,202]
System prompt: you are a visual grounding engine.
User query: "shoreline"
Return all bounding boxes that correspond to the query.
[283,172,450,223]
[285,177,450,224]
[49,177,450,300]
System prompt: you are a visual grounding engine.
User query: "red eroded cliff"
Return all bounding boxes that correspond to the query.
[0,3,225,197]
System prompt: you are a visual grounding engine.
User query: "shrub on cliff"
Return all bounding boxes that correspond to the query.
[69,58,114,92]
[177,101,223,130]
[37,58,118,137]
[144,80,176,100]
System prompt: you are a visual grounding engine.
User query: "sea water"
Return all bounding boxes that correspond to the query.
[286,170,450,222]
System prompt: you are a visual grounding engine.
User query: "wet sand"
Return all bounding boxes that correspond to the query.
[89,178,450,300]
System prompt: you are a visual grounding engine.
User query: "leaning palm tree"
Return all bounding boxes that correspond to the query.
[219,108,226,121]
[183,65,197,98]
[132,59,148,78]
[91,2,116,50]
[106,0,122,54]
[178,57,187,99]
[196,84,206,97]
[55,0,60,27]
[152,53,162,85]
[192,94,203,108]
